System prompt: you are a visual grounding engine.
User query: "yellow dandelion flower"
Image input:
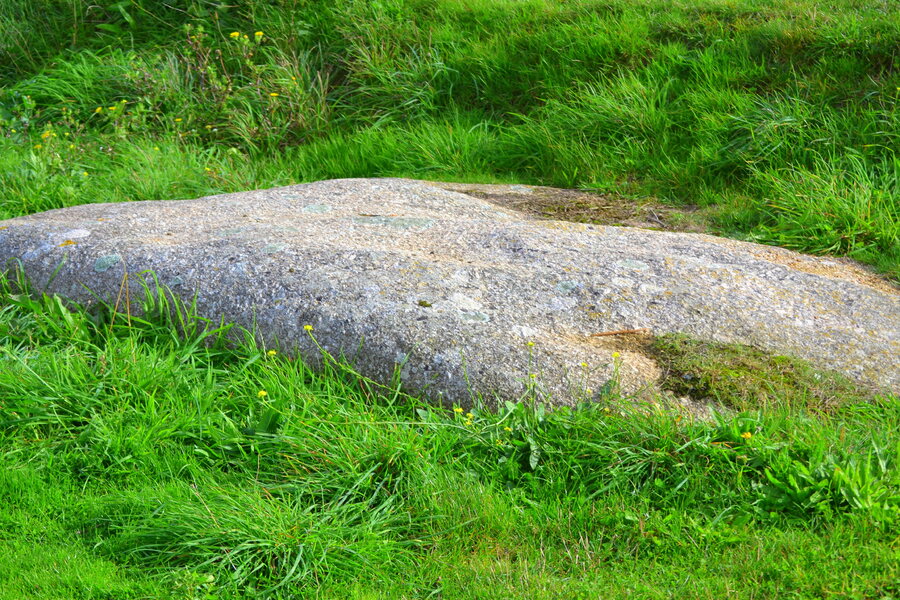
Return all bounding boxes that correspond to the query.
[529,373,537,379]
[496,439,504,446]
[33,143,42,149]
[120,99,127,103]
[108,106,116,111]
[304,324,313,331]
[174,118,182,122]
[526,341,534,347]
[94,107,103,113]
[269,92,279,97]
[464,419,473,426]
[257,390,268,398]
[580,362,588,368]
[504,426,512,432]
[153,146,160,151]
[68,144,75,149]
[466,412,474,419]
[741,431,753,440]
[612,352,620,359]
[229,31,240,38]
[254,31,264,37]
[267,350,277,356]
[453,407,464,414]
[40,131,50,139]
[82,171,89,176]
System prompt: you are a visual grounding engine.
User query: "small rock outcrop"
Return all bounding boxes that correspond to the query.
[0,178,897,406]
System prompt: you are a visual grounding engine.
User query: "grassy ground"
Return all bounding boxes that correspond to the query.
[1,279,898,599]
[1,1,899,597]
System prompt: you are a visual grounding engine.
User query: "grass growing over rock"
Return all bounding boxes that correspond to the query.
[1,275,899,598]
[651,333,873,412]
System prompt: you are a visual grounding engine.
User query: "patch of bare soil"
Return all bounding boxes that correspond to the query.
[429,181,707,233]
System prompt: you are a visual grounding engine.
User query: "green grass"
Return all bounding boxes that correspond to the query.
[2,1,899,596]
[1,274,899,598]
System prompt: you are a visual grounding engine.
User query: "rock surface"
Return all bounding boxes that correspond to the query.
[0,178,897,406]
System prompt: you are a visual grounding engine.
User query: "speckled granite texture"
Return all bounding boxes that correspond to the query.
[1,178,897,406]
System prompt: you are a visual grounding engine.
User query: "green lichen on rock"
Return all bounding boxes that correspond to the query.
[93,254,121,273]
[650,333,872,412]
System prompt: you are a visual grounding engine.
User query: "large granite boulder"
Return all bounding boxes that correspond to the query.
[0,178,897,406]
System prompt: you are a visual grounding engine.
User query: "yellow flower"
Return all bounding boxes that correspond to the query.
[529,373,537,379]
[82,171,88,176]
[303,324,313,331]
[254,31,264,37]
[267,350,277,356]
[257,390,268,398]
[68,144,75,149]
[120,99,127,103]
[40,131,50,139]
[153,146,160,151]
[526,341,534,347]
[174,118,182,122]
[580,362,588,368]
[94,107,103,113]
[464,419,473,426]
[229,31,240,38]
[33,143,42,149]
[466,412,474,419]
[496,439,504,446]
[453,407,463,414]
[741,431,753,440]
[269,92,279,97]
[108,106,116,111]
[612,352,620,359]
[504,426,512,432]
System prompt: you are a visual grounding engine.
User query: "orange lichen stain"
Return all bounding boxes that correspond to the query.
[541,221,588,232]
[0,226,8,230]
[57,240,77,247]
